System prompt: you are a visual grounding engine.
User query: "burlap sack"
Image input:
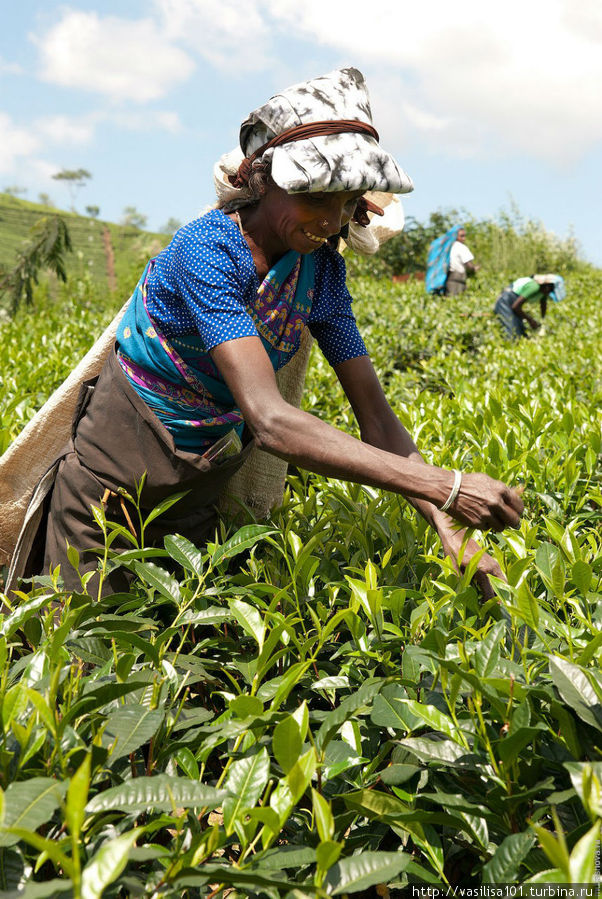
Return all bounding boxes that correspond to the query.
[218,327,313,519]
[0,305,312,567]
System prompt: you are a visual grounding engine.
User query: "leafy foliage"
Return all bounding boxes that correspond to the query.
[0,215,73,314]
[375,204,581,278]
[0,251,601,894]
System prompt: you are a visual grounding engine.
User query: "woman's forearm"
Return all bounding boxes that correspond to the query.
[212,337,523,531]
[355,413,446,528]
[252,399,454,508]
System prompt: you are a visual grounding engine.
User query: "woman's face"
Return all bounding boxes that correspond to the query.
[258,182,365,255]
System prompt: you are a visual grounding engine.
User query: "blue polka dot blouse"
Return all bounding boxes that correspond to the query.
[145,209,367,367]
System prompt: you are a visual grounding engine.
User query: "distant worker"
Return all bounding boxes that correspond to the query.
[425,225,480,296]
[494,274,566,339]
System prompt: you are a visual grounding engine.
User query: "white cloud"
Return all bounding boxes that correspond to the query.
[227,0,602,165]
[36,115,96,145]
[155,0,273,71]
[155,111,183,133]
[0,56,23,75]
[0,113,39,174]
[28,158,62,184]
[34,10,195,101]
[107,109,184,133]
[26,0,602,165]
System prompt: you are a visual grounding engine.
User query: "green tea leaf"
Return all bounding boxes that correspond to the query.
[104,707,164,759]
[258,845,317,869]
[397,737,469,765]
[325,850,411,895]
[0,595,53,639]
[316,678,383,751]
[1,683,29,730]
[164,533,205,578]
[497,726,544,767]
[229,695,264,719]
[223,748,270,835]
[316,839,342,872]
[515,579,540,629]
[143,490,189,527]
[344,788,408,820]
[81,827,142,899]
[482,831,536,883]
[535,543,565,598]
[286,748,317,804]
[66,754,90,840]
[272,714,302,773]
[474,621,506,677]
[311,788,334,842]
[571,559,592,594]
[549,656,602,731]
[63,682,148,726]
[398,699,468,746]
[86,776,226,814]
[229,598,266,651]
[0,847,24,891]
[130,561,181,604]
[577,631,602,667]
[568,821,601,883]
[370,683,419,731]
[532,824,570,875]
[0,778,67,848]
[211,524,278,567]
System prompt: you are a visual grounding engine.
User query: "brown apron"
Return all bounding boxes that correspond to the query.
[11,350,253,595]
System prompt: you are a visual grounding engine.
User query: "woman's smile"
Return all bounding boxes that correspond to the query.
[302,228,327,245]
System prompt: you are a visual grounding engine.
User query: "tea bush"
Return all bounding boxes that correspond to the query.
[375,203,582,278]
[0,263,601,896]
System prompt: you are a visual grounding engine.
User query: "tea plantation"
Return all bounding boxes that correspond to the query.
[0,244,601,896]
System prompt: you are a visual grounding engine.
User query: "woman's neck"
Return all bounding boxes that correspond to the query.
[235,205,289,278]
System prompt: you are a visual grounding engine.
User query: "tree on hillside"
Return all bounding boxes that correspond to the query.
[380,209,460,275]
[121,206,148,229]
[52,168,92,211]
[160,216,182,235]
[3,185,28,198]
[0,215,73,314]
[86,205,100,219]
[38,192,55,207]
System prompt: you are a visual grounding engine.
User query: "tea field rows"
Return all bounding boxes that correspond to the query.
[0,266,601,896]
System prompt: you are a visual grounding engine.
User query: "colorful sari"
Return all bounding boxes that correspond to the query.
[116,250,315,449]
[425,225,462,294]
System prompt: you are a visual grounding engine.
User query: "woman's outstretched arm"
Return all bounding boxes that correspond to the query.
[210,336,523,532]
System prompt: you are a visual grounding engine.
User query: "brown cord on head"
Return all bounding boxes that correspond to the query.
[228,119,380,189]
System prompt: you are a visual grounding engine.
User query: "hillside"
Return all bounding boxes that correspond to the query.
[0,192,169,297]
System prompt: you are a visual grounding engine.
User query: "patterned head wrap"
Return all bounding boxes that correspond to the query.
[534,273,566,302]
[235,66,413,196]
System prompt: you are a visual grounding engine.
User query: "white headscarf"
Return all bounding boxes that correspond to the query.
[212,148,405,256]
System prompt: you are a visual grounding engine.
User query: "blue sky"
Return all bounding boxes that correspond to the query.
[2,0,602,264]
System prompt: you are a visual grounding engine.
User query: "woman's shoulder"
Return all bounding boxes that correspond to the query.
[314,242,347,280]
[312,243,351,306]
[158,208,252,271]
[172,208,242,248]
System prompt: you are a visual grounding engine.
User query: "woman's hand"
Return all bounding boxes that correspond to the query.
[442,471,523,532]
[436,520,504,600]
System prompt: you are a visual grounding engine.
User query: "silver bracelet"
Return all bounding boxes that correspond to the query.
[440,469,462,512]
